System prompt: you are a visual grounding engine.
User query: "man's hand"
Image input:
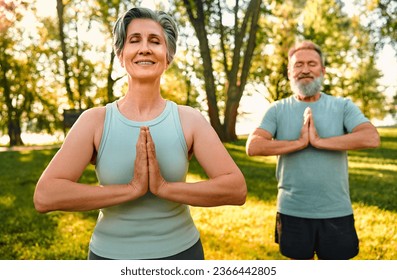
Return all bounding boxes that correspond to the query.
[304,107,322,148]
[307,108,322,147]
[298,107,310,149]
[303,107,380,151]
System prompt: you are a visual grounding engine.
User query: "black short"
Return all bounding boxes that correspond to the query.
[88,239,204,260]
[275,213,359,260]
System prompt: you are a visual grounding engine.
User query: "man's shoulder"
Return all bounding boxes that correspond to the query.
[269,96,296,111]
[270,95,294,104]
[321,92,352,106]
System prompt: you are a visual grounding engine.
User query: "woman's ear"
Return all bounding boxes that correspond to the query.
[118,53,124,68]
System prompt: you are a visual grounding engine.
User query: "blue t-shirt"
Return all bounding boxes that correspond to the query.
[259,93,369,218]
[90,100,200,259]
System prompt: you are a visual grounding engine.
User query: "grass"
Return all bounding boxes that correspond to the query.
[0,128,396,260]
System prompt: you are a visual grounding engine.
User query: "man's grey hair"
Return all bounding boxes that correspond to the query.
[288,40,326,67]
[113,7,178,64]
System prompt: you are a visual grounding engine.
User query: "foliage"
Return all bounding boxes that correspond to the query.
[55,0,103,109]
[298,0,386,119]
[0,1,60,146]
[0,0,394,146]
[177,0,263,141]
[354,0,397,52]
[255,0,303,103]
[0,128,396,260]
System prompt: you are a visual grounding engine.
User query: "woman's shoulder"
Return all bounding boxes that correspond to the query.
[177,105,211,139]
[81,106,106,117]
[177,104,206,121]
[177,105,212,132]
[66,106,107,138]
[78,106,106,124]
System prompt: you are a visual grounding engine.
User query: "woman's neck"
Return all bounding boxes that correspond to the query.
[117,80,166,121]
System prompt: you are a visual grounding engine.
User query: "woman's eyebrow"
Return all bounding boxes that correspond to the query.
[127,32,141,39]
[127,32,162,39]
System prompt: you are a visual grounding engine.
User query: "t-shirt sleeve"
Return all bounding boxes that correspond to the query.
[343,99,369,133]
[258,104,277,137]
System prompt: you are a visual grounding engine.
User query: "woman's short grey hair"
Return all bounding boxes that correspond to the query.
[113,7,179,64]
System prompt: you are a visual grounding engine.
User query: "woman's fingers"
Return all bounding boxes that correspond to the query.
[146,128,167,196]
[129,127,149,196]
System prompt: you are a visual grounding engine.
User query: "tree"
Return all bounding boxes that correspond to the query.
[91,0,132,104]
[0,1,30,146]
[390,93,397,119]
[299,0,386,118]
[0,40,25,146]
[255,0,304,103]
[56,0,74,106]
[55,0,99,109]
[356,0,397,52]
[161,54,201,107]
[179,0,262,141]
[0,1,59,146]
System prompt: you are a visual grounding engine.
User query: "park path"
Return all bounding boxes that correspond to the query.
[0,145,60,152]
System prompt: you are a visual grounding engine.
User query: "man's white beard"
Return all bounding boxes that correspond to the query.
[291,75,324,97]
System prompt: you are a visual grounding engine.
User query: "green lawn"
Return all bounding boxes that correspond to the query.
[0,128,396,260]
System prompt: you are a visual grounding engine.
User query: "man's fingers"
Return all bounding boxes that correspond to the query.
[303,106,311,117]
[303,107,311,125]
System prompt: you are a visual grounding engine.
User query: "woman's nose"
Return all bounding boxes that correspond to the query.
[139,41,152,55]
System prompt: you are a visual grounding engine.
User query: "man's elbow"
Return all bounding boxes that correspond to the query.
[246,145,253,157]
[246,143,259,157]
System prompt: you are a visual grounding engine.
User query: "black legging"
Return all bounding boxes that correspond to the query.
[88,239,205,260]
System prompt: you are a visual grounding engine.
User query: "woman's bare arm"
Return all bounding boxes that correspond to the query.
[33,108,147,213]
[149,106,247,207]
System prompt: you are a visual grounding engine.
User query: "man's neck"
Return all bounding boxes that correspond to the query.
[294,92,321,102]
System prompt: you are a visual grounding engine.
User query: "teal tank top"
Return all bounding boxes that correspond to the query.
[89,100,200,259]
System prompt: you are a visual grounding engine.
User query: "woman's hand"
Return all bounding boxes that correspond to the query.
[128,127,149,197]
[146,127,168,196]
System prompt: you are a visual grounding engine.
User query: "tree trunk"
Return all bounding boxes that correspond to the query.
[223,0,262,142]
[0,59,24,147]
[183,0,224,139]
[107,50,116,103]
[56,0,74,107]
[182,0,262,142]
[223,91,240,142]
[8,118,24,147]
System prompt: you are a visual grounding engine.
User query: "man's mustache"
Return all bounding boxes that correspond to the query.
[298,74,314,80]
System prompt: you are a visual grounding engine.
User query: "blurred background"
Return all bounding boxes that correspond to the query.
[1,0,396,146]
[1,0,396,260]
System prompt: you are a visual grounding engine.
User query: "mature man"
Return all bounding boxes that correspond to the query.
[246,41,380,260]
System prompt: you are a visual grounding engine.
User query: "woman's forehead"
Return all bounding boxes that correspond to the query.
[126,18,164,37]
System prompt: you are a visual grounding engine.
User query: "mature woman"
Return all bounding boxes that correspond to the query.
[34,7,246,260]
